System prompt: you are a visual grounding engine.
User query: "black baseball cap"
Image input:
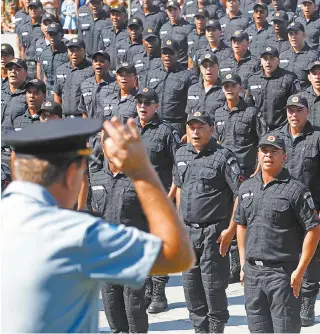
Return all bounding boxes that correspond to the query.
[187,111,212,125]
[3,118,102,160]
[142,27,158,40]
[260,46,279,58]
[199,52,218,66]
[285,95,308,108]
[299,0,315,4]
[41,12,57,23]
[205,19,221,30]
[166,0,180,9]
[5,58,28,71]
[287,21,305,32]
[25,79,47,94]
[1,43,14,56]
[38,101,63,118]
[66,38,85,49]
[231,30,249,41]
[116,62,137,75]
[258,134,286,150]
[272,10,289,22]
[308,60,320,71]
[47,22,63,34]
[28,0,43,8]
[109,5,126,14]
[161,38,179,52]
[221,73,242,85]
[128,17,143,28]
[135,87,159,103]
[253,2,268,11]
[194,8,209,17]
[92,50,111,62]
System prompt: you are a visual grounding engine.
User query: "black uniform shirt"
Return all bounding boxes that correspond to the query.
[186,79,225,117]
[79,73,116,119]
[219,50,260,89]
[12,109,40,130]
[187,30,208,60]
[135,114,180,190]
[235,169,319,262]
[18,20,43,61]
[117,39,145,65]
[146,63,197,121]
[294,11,320,50]
[265,35,291,55]
[35,37,50,63]
[98,24,129,71]
[159,18,193,66]
[90,161,148,232]
[173,138,241,225]
[247,67,300,130]
[273,122,320,210]
[54,59,94,116]
[298,86,320,127]
[103,89,138,123]
[279,43,319,89]
[133,5,168,34]
[39,42,69,95]
[214,98,267,176]
[14,9,29,34]
[78,10,111,58]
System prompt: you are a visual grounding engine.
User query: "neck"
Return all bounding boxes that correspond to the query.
[292,42,304,52]
[171,18,180,25]
[312,86,320,96]
[140,116,153,128]
[9,81,22,93]
[304,12,313,20]
[31,17,39,24]
[1,68,7,79]
[143,6,151,13]
[276,31,287,39]
[120,88,132,97]
[261,169,281,185]
[227,97,240,110]
[228,10,239,18]
[255,21,265,30]
[289,124,305,137]
[209,40,220,48]
[234,50,246,61]
[95,72,108,83]
[203,79,216,88]
[196,27,204,35]
[28,106,39,115]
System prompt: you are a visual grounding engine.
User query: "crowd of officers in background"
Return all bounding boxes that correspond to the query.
[1,0,320,332]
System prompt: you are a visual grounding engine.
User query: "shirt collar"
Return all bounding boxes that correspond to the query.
[2,181,58,206]
[224,97,247,112]
[261,66,282,78]
[282,120,314,137]
[256,168,291,184]
[135,113,161,128]
[188,137,217,154]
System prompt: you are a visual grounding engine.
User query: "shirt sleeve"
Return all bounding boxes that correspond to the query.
[224,151,242,197]
[233,190,248,227]
[81,221,162,288]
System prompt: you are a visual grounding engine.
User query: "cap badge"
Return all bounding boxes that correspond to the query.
[166,40,172,45]
[226,74,232,79]
[133,18,137,22]
[267,135,276,142]
[199,8,203,12]
[50,23,55,27]
[73,38,78,42]
[314,61,320,65]
[31,79,38,83]
[194,111,201,116]
[276,12,280,16]
[122,62,128,66]
[205,54,211,59]
[143,88,148,92]
[1,45,6,49]
[266,46,271,51]
[46,13,50,17]
[209,20,214,23]
[290,22,295,26]
[148,28,153,32]
[45,101,52,106]
[235,30,241,35]
[12,58,18,62]
[114,5,118,8]
[292,96,299,102]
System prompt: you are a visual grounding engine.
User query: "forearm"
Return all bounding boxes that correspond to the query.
[133,165,194,274]
[175,186,181,208]
[237,224,247,267]
[77,173,89,210]
[54,93,62,104]
[296,226,320,274]
[227,197,238,235]
[167,182,177,201]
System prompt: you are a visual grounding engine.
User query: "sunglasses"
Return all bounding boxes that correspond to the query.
[136,99,154,106]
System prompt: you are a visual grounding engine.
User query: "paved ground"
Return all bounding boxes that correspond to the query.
[99,273,320,333]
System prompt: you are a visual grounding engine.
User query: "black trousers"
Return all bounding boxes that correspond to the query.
[182,224,230,331]
[302,245,320,298]
[244,262,301,333]
[101,281,148,333]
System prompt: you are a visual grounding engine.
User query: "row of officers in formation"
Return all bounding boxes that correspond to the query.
[1,0,320,332]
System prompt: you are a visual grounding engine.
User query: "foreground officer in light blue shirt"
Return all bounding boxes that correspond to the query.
[1,117,195,333]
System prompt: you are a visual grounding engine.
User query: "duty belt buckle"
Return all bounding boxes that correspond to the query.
[255,261,264,266]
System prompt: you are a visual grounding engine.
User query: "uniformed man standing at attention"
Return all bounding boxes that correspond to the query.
[236,134,320,333]
[2,117,195,333]
[174,111,242,333]
[271,95,320,327]
[54,38,94,118]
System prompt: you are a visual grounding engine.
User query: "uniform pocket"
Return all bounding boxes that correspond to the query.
[91,185,107,214]
[303,147,318,173]
[196,167,217,193]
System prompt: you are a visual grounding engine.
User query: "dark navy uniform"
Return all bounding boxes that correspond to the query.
[54,59,94,117]
[14,8,29,34]
[35,37,50,78]
[279,43,319,89]
[174,130,241,332]
[214,98,267,177]
[133,5,168,34]
[79,73,116,119]
[159,18,193,67]
[12,109,40,130]
[265,34,291,55]
[235,166,319,333]
[247,66,300,130]
[299,85,320,127]
[187,29,208,62]
[146,62,197,137]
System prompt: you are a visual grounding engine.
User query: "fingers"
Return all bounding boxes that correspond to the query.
[103,118,124,146]
[127,118,140,140]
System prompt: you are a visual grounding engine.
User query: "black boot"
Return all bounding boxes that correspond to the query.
[229,250,240,284]
[194,327,209,333]
[301,295,317,327]
[144,277,153,309]
[147,281,168,313]
[209,322,225,333]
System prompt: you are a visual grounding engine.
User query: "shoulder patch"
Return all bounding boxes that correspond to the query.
[227,156,240,175]
[304,192,315,210]
[172,130,181,143]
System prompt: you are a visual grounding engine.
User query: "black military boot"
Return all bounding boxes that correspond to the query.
[301,295,317,327]
[209,322,225,333]
[144,277,153,309]
[194,327,209,333]
[147,281,168,313]
[229,250,240,284]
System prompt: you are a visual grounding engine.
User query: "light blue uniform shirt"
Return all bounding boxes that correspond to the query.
[1,181,162,333]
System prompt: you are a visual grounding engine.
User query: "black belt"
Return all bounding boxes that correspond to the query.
[185,222,216,228]
[248,260,286,267]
